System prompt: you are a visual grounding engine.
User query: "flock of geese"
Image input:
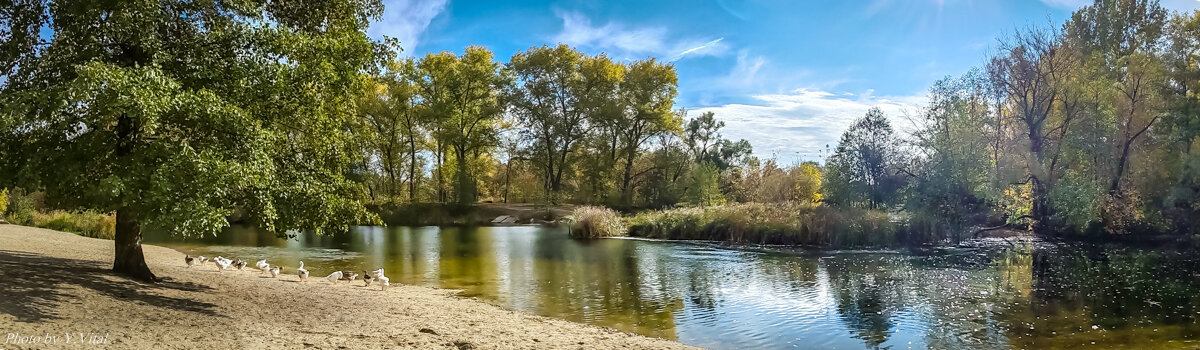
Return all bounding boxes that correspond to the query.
[183,254,391,290]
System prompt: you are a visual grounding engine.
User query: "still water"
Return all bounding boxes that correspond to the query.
[145,225,1200,349]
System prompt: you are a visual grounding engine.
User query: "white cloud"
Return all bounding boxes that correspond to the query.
[691,89,925,164]
[552,10,729,61]
[369,0,449,55]
[727,50,766,87]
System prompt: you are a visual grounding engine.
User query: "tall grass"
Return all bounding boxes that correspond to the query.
[626,203,900,247]
[568,206,626,238]
[11,210,117,239]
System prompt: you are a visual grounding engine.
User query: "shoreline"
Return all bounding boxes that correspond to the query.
[0,224,692,349]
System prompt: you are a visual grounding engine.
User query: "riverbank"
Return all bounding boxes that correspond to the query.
[365,202,575,226]
[0,224,691,349]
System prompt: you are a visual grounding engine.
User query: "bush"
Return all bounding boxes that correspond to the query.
[568,206,626,238]
[4,188,38,225]
[32,210,116,239]
[0,188,7,216]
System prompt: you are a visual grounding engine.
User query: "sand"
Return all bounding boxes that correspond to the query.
[0,225,694,349]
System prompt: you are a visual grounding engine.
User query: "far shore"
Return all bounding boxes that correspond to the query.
[0,224,691,349]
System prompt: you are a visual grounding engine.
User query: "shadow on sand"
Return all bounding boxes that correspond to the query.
[0,250,221,322]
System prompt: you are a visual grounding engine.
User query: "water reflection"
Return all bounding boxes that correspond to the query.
[145,227,1200,349]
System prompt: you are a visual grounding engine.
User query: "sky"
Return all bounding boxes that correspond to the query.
[368,0,1200,164]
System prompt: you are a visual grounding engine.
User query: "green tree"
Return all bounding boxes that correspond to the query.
[361,58,426,202]
[907,72,995,241]
[1163,10,1200,231]
[508,45,623,200]
[684,162,724,207]
[824,108,905,209]
[615,59,680,206]
[987,27,1080,233]
[416,47,507,204]
[0,0,384,281]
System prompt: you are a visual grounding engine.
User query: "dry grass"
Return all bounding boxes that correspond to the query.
[11,210,116,240]
[568,206,626,238]
[626,203,900,247]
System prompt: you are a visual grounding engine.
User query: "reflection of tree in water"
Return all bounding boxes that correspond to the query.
[530,239,684,339]
[1002,244,1200,348]
[825,257,904,349]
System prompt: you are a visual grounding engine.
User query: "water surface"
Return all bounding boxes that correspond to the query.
[145,226,1200,349]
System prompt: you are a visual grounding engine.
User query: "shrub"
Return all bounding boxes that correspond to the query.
[568,206,626,238]
[32,210,116,239]
[0,188,7,216]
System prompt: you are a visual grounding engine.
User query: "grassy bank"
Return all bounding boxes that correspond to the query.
[571,203,906,247]
[5,210,116,239]
[3,188,115,239]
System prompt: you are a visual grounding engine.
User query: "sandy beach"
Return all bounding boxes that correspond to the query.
[0,224,693,349]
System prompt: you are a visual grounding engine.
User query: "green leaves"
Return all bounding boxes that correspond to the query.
[0,0,383,237]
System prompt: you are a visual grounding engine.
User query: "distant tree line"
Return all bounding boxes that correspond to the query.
[356,44,785,209]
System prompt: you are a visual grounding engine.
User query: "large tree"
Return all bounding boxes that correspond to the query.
[507,45,622,199]
[987,28,1079,233]
[615,59,679,206]
[416,47,507,204]
[0,0,384,281]
[361,58,426,202]
[824,108,905,209]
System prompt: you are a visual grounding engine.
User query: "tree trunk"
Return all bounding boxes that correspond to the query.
[408,135,418,203]
[621,148,636,206]
[1030,176,1053,234]
[113,207,157,282]
[1109,142,1133,193]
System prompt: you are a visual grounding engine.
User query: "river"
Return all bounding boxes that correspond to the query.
[144,225,1200,349]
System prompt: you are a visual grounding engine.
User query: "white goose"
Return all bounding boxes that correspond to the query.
[377,274,390,291]
[256,260,270,274]
[325,271,343,284]
[270,265,281,278]
[198,256,209,265]
[371,268,389,291]
[296,261,309,282]
[215,257,232,272]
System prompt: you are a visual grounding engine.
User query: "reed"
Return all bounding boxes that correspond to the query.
[568,206,626,238]
[626,203,900,247]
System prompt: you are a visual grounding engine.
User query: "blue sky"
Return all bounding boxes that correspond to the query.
[369,0,1200,164]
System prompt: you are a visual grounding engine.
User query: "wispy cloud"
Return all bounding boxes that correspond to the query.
[552,10,729,60]
[369,0,450,55]
[727,50,766,87]
[692,89,924,164]
[672,38,726,61]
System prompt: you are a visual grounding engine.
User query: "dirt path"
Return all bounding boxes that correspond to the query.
[0,225,693,349]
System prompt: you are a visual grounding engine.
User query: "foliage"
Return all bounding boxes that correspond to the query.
[25,211,117,240]
[0,0,386,279]
[568,206,626,238]
[824,108,905,209]
[507,45,623,198]
[0,188,6,216]
[417,46,509,204]
[684,162,725,207]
